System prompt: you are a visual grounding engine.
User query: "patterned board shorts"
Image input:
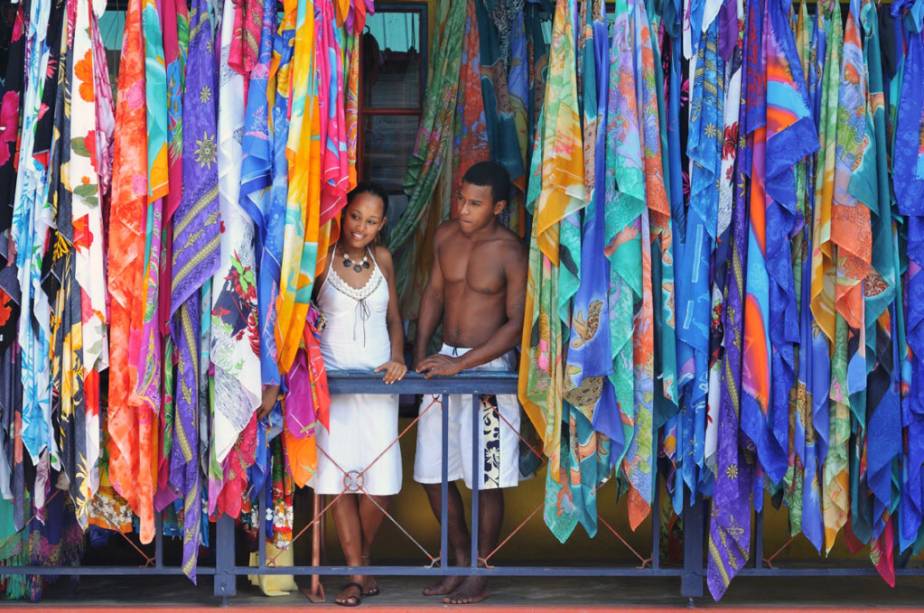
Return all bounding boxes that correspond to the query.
[413,345,521,490]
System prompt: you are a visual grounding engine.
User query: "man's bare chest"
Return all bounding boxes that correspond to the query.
[440,246,505,296]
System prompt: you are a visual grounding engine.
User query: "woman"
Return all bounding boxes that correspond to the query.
[312,182,407,607]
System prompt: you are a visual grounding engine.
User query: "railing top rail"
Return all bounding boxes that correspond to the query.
[326,370,518,395]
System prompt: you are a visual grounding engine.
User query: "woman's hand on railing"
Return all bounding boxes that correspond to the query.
[375,360,408,384]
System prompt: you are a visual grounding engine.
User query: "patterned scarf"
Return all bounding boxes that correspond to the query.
[210,0,261,502]
[519,0,583,482]
[275,0,319,377]
[155,0,188,512]
[169,0,221,580]
[13,0,58,474]
[388,0,466,298]
[707,21,754,595]
[892,0,924,554]
[555,0,610,543]
[107,0,155,545]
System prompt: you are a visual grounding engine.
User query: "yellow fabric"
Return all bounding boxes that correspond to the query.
[248,544,299,596]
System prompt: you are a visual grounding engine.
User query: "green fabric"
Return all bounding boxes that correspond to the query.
[0,499,28,600]
[389,0,467,295]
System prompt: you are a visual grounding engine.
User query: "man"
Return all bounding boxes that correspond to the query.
[414,161,527,605]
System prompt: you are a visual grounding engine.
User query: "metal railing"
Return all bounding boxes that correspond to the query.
[9,372,922,605]
[216,370,705,605]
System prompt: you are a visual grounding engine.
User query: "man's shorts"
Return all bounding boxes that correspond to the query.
[413,345,521,490]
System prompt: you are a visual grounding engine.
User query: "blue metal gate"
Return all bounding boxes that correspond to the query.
[4,371,924,605]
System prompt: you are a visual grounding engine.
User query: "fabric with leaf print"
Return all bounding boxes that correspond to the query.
[554,0,610,544]
[210,0,261,501]
[240,0,279,393]
[13,0,59,472]
[388,0,465,300]
[68,0,110,526]
[0,2,25,240]
[519,0,583,482]
[595,0,642,491]
[53,0,85,530]
[809,0,845,554]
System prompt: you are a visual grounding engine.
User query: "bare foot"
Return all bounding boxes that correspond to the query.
[443,576,488,605]
[335,582,363,607]
[422,575,465,597]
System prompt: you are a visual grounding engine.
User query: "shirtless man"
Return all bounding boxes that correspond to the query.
[413,161,527,605]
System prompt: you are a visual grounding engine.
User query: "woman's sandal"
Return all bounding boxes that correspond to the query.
[335,582,364,607]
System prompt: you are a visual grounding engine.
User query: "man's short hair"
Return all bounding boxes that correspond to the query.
[462,161,511,204]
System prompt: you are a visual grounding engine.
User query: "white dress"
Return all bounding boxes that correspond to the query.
[310,247,402,496]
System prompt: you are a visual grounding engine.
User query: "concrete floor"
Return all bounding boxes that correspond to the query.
[8,572,924,609]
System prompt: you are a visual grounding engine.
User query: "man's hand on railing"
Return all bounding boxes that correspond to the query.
[375,360,408,384]
[416,354,465,379]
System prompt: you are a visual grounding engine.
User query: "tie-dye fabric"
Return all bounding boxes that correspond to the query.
[598,0,644,493]
[520,0,583,478]
[893,0,924,555]
[556,0,610,543]
[388,0,466,299]
[625,0,667,528]
[107,0,155,545]
[858,0,900,584]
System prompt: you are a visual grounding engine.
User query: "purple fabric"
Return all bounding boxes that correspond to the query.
[707,8,755,598]
[719,0,738,60]
[168,0,221,582]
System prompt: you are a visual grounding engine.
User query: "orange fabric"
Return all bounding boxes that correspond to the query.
[106,0,155,544]
[275,0,318,374]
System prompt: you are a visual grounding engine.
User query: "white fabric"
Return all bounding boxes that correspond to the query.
[211,0,261,465]
[413,345,521,490]
[311,250,402,496]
